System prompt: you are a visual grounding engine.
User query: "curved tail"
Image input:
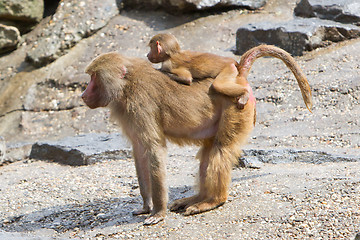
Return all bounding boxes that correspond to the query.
[238,45,313,112]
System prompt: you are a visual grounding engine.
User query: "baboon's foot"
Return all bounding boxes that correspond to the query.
[169,195,200,213]
[144,211,165,225]
[236,92,249,109]
[183,199,225,216]
[132,207,151,216]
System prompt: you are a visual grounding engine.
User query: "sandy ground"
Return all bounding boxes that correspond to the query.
[0,150,359,239]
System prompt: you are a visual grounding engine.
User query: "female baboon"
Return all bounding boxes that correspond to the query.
[82,45,312,225]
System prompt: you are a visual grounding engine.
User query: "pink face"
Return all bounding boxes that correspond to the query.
[81,73,107,109]
[147,42,167,63]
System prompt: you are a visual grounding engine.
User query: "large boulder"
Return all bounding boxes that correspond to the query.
[25,0,121,68]
[295,0,360,25]
[0,0,44,33]
[122,0,267,12]
[0,23,20,53]
[236,18,360,56]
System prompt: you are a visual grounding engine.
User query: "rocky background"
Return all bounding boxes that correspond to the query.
[0,0,359,239]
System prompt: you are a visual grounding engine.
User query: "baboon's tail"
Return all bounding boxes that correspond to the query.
[238,45,313,112]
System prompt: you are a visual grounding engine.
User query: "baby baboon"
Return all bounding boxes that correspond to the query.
[147,33,251,108]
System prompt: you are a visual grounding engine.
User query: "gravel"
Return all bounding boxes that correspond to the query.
[0,153,359,239]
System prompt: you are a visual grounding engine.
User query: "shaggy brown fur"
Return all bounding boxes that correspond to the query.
[147,33,250,108]
[82,45,312,225]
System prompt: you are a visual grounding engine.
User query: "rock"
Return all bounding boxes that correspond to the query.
[295,0,360,25]
[23,79,85,112]
[26,0,121,68]
[0,136,5,165]
[122,0,267,12]
[0,0,44,33]
[355,233,360,240]
[1,142,32,165]
[241,148,359,166]
[0,23,20,53]
[29,133,132,166]
[0,0,43,22]
[236,17,360,56]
